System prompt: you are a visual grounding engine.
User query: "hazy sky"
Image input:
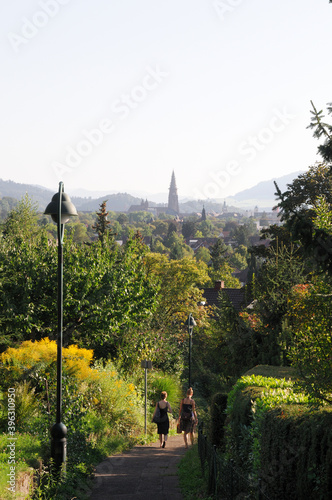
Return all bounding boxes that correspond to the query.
[1,0,332,201]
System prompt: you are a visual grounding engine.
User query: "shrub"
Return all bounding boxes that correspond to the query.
[224,368,332,499]
[0,340,145,436]
[148,371,182,417]
[209,393,228,449]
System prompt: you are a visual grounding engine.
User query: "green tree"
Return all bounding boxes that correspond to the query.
[275,164,332,273]
[0,217,158,358]
[275,102,332,274]
[209,238,228,270]
[182,221,196,239]
[144,254,210,329]
[0,197,18,221]
[153,221,169,237]
[228,250,247,271]
[151,237,168,254]
[197,219,214,237]
[286,277,332,403]
[2,194,38,240]
[251,244,307,365]
[307,100,332,163]
[169,234,194,260]
[67,222,89,243]
[92,200,116,245]
[234,224,251,246]
[209,261,242,288]
[117,213,128,225]
[195,246,211,265]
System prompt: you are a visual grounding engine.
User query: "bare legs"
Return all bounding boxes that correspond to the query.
[183,431,194,449]
[183,432,188,448]
[159,434,168,448]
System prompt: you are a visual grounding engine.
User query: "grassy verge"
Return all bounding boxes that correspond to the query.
[178,444,211,500]
[0,433,42,499]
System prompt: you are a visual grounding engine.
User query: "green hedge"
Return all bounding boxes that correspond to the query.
[260,408,332,498]
[223,366,332,499]
[209,392,228,449]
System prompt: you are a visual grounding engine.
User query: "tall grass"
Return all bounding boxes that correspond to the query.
[148,371,183,417]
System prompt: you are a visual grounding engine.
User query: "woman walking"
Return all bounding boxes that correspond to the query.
[152,391,172,448]
[179,387,197,448]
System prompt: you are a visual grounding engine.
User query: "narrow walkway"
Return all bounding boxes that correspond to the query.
[88,434,187,499]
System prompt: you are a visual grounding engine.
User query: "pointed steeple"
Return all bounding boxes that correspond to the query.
[168,171,179,215]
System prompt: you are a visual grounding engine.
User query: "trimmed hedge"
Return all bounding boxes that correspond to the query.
[223,365,332,499]
[209,392,228,449]
[260,407,332,498]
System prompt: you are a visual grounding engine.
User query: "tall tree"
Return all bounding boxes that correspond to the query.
[182,220,196,239]
[275,102,332,274]
[275,163,332,273]
[250,244,307,365]
[92,200,116,245]
[307,100,332,163]
[209,238,228,270]
[286,276,332,403]
[3,193,38,240]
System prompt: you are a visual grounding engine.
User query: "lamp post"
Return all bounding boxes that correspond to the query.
[186,313,196,388]
[44,182,77,471]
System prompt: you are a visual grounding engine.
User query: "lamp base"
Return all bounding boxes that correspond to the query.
[51,422,67,471]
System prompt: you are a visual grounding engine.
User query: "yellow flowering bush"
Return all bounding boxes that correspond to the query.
[0,339,144,437]
[90,362,144,436]
[1,338,94,378]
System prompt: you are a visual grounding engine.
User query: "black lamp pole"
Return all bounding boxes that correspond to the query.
[44,182,77,471]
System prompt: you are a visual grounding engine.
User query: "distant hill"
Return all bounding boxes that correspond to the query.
[0,179,147,213]
[73,193,147,212]
[0,171,305,214]
[0,179,53,208]
[226,171,305,209]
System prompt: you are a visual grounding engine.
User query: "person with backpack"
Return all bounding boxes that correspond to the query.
[152,391,172,448]
[179,387,197,448]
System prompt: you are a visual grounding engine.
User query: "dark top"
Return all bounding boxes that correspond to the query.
[181,401,195,433]
[157,402,170,435]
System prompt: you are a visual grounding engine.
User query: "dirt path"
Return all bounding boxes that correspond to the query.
[88,434,187,499]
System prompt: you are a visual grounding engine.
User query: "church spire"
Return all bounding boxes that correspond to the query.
[168,171,179,215]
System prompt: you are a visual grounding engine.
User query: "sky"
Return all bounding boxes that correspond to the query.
[1,0,332,202]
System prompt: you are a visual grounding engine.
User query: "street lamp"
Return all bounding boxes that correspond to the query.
[44,182,77,471]
[185,313,196,388]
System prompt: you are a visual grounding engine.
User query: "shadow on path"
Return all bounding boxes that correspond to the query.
[88,434,187,499]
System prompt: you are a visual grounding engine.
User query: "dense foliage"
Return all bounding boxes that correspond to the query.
[224,370,332,499]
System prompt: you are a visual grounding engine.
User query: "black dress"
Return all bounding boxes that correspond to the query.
[181,402,194,433]
[157,403,169,435]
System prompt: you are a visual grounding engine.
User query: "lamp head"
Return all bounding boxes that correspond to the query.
[185,315,197,327]
[44,192,78,224]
